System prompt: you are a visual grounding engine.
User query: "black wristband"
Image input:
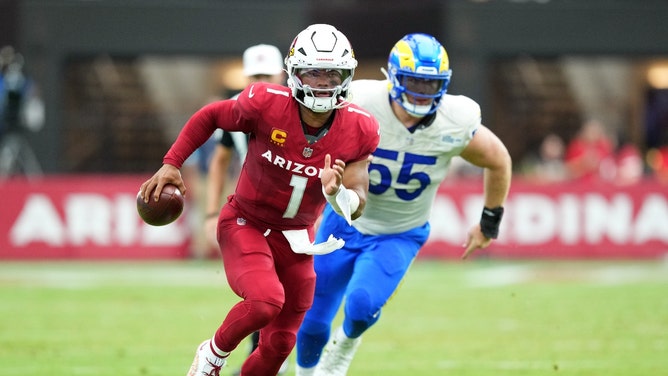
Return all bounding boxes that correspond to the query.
[206,212,219,219]
[480,206,504,239]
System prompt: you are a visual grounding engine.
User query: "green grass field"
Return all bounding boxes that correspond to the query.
[1,259,667,376]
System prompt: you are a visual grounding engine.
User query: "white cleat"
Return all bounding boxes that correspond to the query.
[295,364,316,376]
[186,340,227,376]
[315,326,361,376]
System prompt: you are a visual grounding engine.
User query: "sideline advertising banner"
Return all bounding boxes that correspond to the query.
[1,175,667,260]
[0,175,190,259]
[424,178,668,259]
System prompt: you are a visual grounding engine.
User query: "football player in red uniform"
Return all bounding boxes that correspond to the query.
[138,24,379,376]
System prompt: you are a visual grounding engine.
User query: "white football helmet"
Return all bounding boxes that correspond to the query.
[285,24,357,112]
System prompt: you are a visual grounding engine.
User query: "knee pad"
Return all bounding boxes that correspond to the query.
[344,288,381,337]
[345,288,376,322]
[247,299,282,327]
[264,329,296,357]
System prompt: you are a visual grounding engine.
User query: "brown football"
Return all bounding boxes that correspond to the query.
[136,184,185,226]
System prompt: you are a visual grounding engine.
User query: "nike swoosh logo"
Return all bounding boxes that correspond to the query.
[248,85,255,98]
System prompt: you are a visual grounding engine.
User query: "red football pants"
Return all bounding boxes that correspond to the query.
[213,202,316,376]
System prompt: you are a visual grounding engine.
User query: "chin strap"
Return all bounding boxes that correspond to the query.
[323,185,360,225]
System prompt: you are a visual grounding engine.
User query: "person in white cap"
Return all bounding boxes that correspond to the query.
[205,44,285,251]
[242,44,285,78]
[204,46,287,374]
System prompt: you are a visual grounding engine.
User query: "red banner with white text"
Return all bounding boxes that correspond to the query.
[423,177,668,259]
[1,175,667,259]
[0,175,190,259]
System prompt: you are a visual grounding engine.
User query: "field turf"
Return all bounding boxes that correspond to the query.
[1,259,667,375]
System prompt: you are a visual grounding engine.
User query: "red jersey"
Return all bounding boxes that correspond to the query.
[164,82,380,230]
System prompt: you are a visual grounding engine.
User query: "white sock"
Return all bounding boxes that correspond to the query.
[296,365,316,376]
[334,326,356,345]
[209,338,230,358]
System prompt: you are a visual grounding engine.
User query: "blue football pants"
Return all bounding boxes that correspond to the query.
[296,205,429,368]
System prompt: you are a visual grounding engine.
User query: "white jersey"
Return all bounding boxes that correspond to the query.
[349,79,480,235]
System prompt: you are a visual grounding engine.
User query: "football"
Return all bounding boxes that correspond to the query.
[136,184,185,226]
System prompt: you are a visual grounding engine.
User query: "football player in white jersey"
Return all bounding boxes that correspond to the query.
[295,33,512,375]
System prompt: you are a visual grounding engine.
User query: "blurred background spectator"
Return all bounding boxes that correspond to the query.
[612,131,644,185]
[0,45,44,179]
[520,132,567,183]
[564,119,616,182]
[185,44,286,260]
[647,144,668,184]
[181,95,225,259]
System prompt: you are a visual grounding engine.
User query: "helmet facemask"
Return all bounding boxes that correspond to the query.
[390,71,451,117]
[292,68,354,113]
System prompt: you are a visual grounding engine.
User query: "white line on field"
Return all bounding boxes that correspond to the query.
[436,359,631,370]
[465,264,533,287]
[464,262,668,287]
[0,262,227,288]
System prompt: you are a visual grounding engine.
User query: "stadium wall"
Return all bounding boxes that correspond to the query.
[11,0,668,173]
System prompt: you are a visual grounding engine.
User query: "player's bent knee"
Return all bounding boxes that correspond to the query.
[266,330,296,357]
[345,288,376,321]
[247,300,282,327]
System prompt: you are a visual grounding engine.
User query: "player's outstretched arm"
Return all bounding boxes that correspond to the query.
[459,125,512,259]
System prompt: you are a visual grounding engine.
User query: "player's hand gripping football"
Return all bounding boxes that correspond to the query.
[461,223,493,260]
[321,154,345,196]
[139,164,187,204]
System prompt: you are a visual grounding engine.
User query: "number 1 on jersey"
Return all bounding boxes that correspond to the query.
[283,174,307,218]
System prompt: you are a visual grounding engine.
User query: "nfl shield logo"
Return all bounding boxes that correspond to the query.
[303,147,313,158]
